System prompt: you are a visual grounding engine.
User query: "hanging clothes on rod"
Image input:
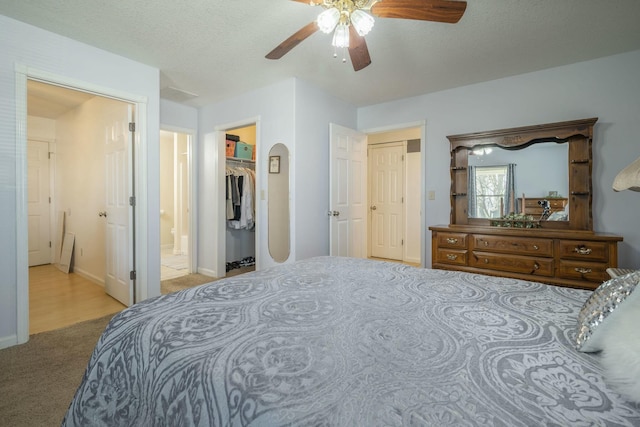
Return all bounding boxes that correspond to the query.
[226,159,256,230]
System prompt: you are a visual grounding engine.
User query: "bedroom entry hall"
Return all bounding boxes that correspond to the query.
[26,80,131,334]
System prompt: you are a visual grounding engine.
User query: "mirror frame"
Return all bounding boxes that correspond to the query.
[447,118,597,231]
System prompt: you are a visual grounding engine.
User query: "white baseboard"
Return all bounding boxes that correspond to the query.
[404,256,421,265]
[0,334,18,350]
[197,267,217,278]
[73,267,105,287]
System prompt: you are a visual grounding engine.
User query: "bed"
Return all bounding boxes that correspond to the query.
[63,256,640,426]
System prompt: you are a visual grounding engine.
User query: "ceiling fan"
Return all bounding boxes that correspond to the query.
[266,0,467,71]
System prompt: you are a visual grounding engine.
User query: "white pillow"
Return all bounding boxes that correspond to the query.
[599,294,640,403]
[575,271,640,353]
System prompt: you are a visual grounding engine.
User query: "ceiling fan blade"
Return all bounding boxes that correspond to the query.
[349,25,372,71]
[266,21,320,60]
[370,0,467,23]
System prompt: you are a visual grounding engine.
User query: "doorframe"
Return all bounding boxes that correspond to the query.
[15,65,149,344]
[211,117,261,277]
[361,120,426,267]
[159,126,198,274]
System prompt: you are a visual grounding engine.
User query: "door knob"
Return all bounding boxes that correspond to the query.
[98,211,107,217]
[327,210,340,217]
[370,205,377,210]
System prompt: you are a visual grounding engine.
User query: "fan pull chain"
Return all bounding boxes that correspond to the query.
[332,46,348,63]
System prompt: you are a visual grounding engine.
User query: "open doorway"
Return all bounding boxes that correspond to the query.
[223,124,257,277]
[160,129,194,280]
[26,79,132,334]
[366,127,422,266]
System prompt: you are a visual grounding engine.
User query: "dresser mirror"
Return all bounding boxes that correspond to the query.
[467,142,569,220]
[448,118,597,231]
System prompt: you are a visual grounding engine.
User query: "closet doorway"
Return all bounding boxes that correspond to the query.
[223,123,257,276]
[160,129,195,280]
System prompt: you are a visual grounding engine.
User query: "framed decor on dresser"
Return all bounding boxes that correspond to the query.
[430,118,623,290]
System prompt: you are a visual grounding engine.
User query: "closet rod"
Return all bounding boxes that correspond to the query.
[226,157,255,165]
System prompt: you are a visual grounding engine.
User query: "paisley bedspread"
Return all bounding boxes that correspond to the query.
[63,256,640,426]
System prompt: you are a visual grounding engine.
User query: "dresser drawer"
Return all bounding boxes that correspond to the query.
[436,249,467,266]
[557,259,609,283]
[472,234,553,256]
[470,251,554,277]
[558,240,608,262]
[436,232,467,249]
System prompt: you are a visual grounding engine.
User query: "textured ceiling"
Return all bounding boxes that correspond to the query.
[3,0,640,108]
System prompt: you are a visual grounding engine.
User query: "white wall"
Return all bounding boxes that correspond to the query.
[160,99,198,131]
[197,78,357,274]
[0,14,160,349]
[358,49,640,269]
[198,79,296,273]
[293,79,358,260]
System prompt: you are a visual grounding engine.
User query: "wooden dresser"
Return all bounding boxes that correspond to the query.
[435,118,623,290]
[430,225,622,290]
[518,197,568,217]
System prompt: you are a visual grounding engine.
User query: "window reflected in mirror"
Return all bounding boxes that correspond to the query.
[467,142,569,220]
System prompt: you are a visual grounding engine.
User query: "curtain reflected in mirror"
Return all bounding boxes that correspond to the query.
[268,143,290,263]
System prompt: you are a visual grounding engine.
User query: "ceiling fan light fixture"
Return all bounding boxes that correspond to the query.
[332,23,350,48]
[350,9,374,36]
[317,7,340,33]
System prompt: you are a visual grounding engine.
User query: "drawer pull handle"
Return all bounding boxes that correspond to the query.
[446,238,458,244]
[575,267,592,274]
[533,245,539,250]
[484,258,489,264]
[533,262,540,271]
[484,241,489,247]
[574,246,592,255]
[446,254,458,261]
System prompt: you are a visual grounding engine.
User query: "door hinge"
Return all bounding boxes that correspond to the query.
[49,241,52,248]
[48,152,51,159]
[49,197,51,203]
[130,270,137,280]
[129,122,136,132]
[129,196,136,206]
[401,239,404,246]
[402,154,405,161]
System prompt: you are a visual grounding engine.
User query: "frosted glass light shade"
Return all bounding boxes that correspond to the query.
[332,23,350,48]
[317,8,340,33]
[351,10,374,36]
[613,155,640,192]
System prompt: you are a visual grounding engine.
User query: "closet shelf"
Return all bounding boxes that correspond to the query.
[226,156,255,164]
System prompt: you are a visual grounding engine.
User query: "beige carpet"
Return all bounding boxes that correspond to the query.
[0,268,256,426]
[0,314,114,427]
[160,266,254,294]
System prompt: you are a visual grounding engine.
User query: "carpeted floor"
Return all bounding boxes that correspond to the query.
[160,266,254,294]
[0,266,257,426]
[0,314,114,427]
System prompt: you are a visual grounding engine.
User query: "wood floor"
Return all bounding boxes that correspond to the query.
[29,264,126,335]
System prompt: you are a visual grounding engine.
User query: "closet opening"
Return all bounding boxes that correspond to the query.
[223,124,257,277]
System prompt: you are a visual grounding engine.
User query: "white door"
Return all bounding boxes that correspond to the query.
[27,140,51,267]
[369,143,404,260]
[329,123,367,257]
[104,107,134,306]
